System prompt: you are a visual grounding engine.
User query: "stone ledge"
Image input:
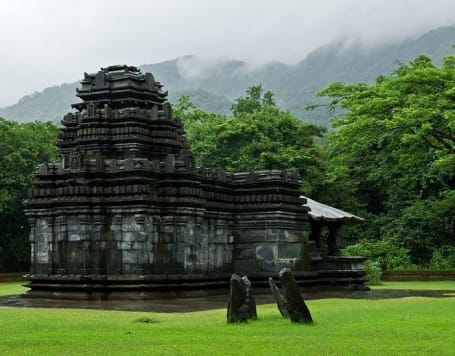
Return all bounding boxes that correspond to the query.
[382,270,455,281]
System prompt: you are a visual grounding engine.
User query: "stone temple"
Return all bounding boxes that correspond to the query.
[24,65,366,300]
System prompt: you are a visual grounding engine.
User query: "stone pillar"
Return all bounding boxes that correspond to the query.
[33,217,53,274]
[327,222,342,256]
[27,218,36,274]
[55,214,67,274]
[110,214,123,274]
[310,220,322,253]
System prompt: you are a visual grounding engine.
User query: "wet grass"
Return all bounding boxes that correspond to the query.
[0,281,454,355]
[0,281,28,296]
[373,280,455,290]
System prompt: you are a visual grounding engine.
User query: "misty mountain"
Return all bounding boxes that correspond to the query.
[1,26,455,125]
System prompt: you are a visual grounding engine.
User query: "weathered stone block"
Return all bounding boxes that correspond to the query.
[278,268,313,323]
[256,245,277,261]
[278,243,302,259]
[227,274,257,323]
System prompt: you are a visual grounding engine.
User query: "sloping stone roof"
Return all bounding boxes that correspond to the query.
[301,196,365,223]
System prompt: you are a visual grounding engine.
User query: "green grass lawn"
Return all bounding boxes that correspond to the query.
[0,281,28,296]
[373,280,455,290]
[1,281,454,355]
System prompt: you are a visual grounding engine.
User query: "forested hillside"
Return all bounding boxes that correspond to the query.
[1,53,454,272]
[1,26,455,125]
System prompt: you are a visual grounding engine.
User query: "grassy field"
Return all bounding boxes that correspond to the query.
[1,281,454,355]
[373,280,455,290]
[0,281,28,296]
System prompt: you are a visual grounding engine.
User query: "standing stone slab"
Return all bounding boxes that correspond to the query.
[269,268,313,323]
[268,277,289,318]
[227,274,257,323]
[279,268,313,323]
[241,275,257,320]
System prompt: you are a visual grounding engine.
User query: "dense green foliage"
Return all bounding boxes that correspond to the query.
[319,55,455,267]
[175,85,326,195]
[173,95,227,167]
[177,54,455,269]
[2,52,455,272]
[1,281,455,355]
[0,119,58,272]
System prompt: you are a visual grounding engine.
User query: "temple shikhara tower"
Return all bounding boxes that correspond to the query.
[24,65,366,299]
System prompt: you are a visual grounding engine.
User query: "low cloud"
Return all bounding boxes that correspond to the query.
[1,0,455,107]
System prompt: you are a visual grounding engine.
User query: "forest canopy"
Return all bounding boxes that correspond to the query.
[174,85,326,196]
[0,119,58,271]
[316,54,455,268]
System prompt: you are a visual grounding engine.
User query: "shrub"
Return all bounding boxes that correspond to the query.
[429,246,455,270]
[342,238,413,270]
[364,261,382,285]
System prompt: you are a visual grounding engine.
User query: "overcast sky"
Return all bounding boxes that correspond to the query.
[1,0,455,107]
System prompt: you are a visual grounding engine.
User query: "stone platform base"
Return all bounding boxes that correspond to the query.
[22,273,232,300]
[23,257,368,300]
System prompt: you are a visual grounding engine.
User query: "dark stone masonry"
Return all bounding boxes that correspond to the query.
[24,65,366,300]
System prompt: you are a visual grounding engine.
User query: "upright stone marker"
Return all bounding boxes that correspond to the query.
[269,268,313,323]
[268,277,289,318]
[227,274,257,323]
[279,268,313,323]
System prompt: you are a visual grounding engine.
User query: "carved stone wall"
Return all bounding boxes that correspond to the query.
[24,65,365,299]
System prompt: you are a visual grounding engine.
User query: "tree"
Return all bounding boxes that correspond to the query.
[230,84,276,116]
[175,86,326,196]
[317,55,455,265]
[173,95,227,167]
[0,118,58,272]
